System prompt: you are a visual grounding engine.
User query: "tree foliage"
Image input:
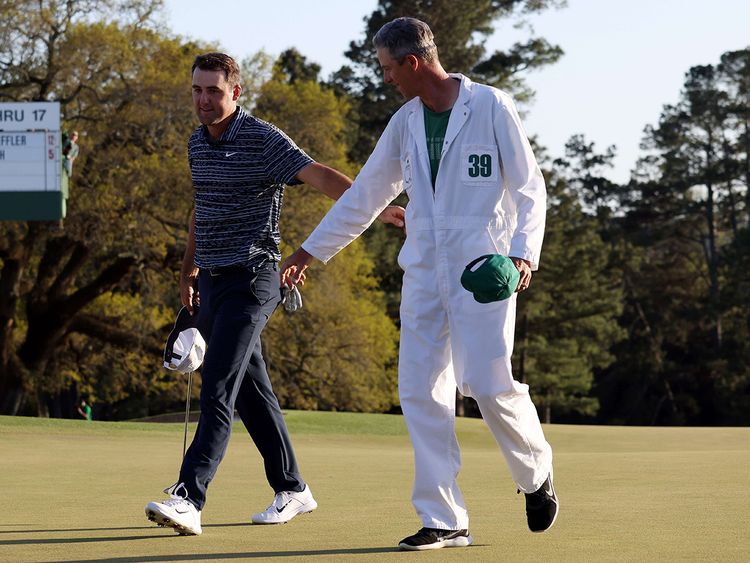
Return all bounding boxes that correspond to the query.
[515,171,624,423]
[0,2,399,419]
[4,1,749,426]
[582,49,750,425]
[0,0,202,417]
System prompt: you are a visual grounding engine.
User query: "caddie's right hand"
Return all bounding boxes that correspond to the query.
[281,247,315,288]
[181,272,200,314]
[510,257,532,292]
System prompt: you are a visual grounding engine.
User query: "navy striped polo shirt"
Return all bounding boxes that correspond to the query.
[188,106,313,269]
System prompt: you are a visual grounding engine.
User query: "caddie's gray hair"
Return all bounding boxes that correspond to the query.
[372,17,438,63]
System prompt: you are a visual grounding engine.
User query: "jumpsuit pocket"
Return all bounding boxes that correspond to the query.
[461,227,511,263]
[396,237,413,271]
[401,152,414,192]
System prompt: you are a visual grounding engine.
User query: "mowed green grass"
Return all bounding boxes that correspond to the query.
[1,412,748,562]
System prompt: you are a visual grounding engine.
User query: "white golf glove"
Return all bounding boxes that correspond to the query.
[281,285,303,312]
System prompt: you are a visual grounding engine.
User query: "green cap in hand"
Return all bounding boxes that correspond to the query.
[460,254,520,303]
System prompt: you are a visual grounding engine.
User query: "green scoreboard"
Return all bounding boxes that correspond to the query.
[0,102,66,221]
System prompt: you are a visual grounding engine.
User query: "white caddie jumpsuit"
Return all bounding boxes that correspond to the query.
[302,74,552,530]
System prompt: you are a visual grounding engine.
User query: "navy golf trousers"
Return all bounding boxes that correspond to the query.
[178,263,305,510]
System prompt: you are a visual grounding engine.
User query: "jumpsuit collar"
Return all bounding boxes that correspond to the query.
[441,74,472,157]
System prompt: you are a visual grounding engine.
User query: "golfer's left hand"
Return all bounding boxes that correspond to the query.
[511,257,532,292]
[281,247,315,288]
[378,205,405,232]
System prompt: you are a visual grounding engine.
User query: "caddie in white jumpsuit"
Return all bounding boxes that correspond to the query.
[282,17,558,551]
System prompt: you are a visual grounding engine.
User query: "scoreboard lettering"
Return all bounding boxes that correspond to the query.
[0,102,64,220]
[0,102,60,130]
[0,135,28,146]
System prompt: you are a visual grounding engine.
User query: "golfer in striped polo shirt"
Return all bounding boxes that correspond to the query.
[145,52,404,536]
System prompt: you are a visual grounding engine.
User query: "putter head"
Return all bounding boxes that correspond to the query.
[164,306,205,373]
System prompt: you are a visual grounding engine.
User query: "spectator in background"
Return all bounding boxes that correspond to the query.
[63,130,79,176]
[77,398,92,421]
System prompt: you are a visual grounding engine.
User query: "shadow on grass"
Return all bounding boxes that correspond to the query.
[0,526,154,534]
[0,526,402,557]
[0,524,430,558]
[0,523,258,545]
[72,547,401,561]
[0,535,171,545]
[0,523,250,535]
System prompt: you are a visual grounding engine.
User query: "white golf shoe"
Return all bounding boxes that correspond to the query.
[251,484,317,524]
[145,483,202,535]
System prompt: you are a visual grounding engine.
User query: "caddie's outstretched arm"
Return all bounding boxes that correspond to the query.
[281,114,406,289]
[294,117,406,267]
[295,162,405,228]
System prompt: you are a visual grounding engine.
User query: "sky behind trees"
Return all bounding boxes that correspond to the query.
[163,0,750,182]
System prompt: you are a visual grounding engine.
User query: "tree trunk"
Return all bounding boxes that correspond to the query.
[0,224,41,414]
[704,135,722,351]
[35,391,50,418]
[0,256,24,411]
[745,119,750,230]
[2,388,25,416]
[455,390,465,417]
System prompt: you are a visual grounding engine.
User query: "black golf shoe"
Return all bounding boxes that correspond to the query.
[398,527,473,551]
[523,473,559,532]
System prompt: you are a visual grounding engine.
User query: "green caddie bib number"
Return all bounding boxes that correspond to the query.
[468,153,492,178]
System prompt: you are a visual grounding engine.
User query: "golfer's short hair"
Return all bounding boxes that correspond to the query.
[192,52,241,86]
[373,17,438,63]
